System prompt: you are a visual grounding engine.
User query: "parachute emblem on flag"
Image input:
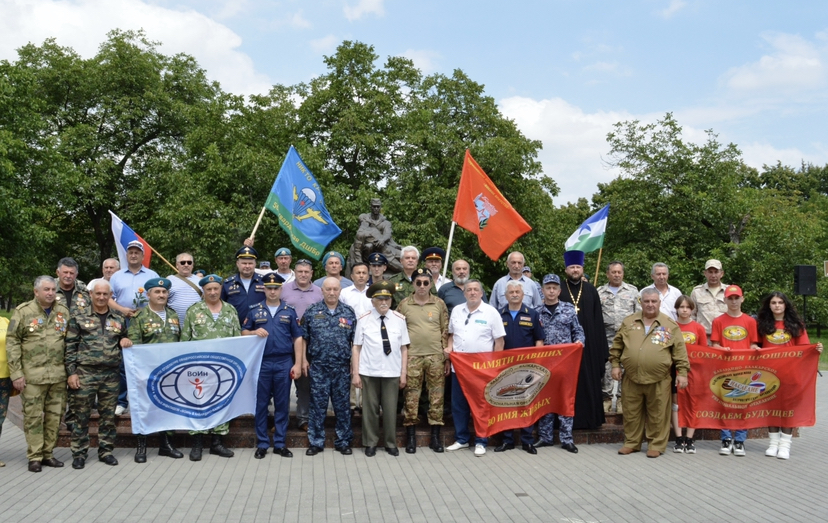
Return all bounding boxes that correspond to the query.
[292,187,328,224]
[473,193,498,230]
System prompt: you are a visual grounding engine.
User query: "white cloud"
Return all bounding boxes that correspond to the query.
[740,142,823,171]
[499,96,640,205]
[310,34,338,54]
[401,49,440,73]
[0,0,272,96]
[288,11,312,29]
[343,0,384,21]
[212,0,249,20]
[723,32,826,94]
[658,0,687,19]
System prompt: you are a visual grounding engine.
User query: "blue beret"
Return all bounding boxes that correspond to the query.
[275,247,291,257]
[563,250,585,267]
[236,246,258,260]
[145,278,171,291]
[199,274,224,287]
[322,251,345,267]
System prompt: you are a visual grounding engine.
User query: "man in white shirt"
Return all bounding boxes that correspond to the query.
[340,262,372,414]
[445,279,505,457]
[273,247,295,284]
[641,262,683,320]
[422,247,450,290]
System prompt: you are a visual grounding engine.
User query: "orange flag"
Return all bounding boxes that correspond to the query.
[453,150,532,260]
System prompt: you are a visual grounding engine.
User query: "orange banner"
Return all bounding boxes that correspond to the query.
[452,150,532,260]
[678,344,819,429]
[451,343,583,438]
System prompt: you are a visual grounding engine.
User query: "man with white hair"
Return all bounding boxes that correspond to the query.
[490,251,542,310]
[641,262,682,320]
[388,245,433,308]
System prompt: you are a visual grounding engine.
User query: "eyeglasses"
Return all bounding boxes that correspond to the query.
[414,280,431,287]
[178,260,193,265]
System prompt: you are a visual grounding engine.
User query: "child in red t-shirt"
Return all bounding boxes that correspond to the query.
[672,295,707,453]
[710,285,759,456]
[756,291,823,459]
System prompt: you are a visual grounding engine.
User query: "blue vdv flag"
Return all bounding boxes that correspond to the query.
[265,146,342,260]
[123,336,266,434]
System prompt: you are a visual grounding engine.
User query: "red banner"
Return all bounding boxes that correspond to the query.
[678,344,819,429]
[452,150,532,260]
[451,343,583,438]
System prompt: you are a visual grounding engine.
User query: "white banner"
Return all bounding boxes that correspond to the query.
[123,336,266,434]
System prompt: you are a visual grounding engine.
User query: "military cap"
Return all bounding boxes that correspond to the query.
[563,250,585,267]
[523,266,532,274]
[322,251,345,267]
[259,261,271,269]
[705,259,723,271]
[275,247,292,257]
[126,240,145,252]
[542,274,561,286]
[370,198,382,206]
[413,268,432,280]
[194,269,207,278]
[199,274,224,287]
[367,252,388,266]
[421,247,446,262]
[236,246,258,259]
[367,280,394,299]
[145,277,171,291]
[262,272,285,287]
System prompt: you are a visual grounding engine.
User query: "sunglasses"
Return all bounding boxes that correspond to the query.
[178,260,193,265]
[414,280,431,287]
[464,313,472,325]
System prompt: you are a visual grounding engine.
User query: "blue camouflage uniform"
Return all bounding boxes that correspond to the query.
[302,300,357,449]
[242,300,301,451]
[221,273,267,326]
[536,301,585,445]
[499,304,545,446]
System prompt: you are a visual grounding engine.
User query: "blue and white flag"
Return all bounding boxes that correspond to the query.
[123,336,266,434]
[564,204,610,253]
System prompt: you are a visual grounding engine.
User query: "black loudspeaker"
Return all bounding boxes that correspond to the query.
[794,265,817,296]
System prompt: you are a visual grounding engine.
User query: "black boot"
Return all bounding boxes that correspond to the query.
[159,433,184,459]
[210,434,234,458]
[134,435,147,463]
[429,425,444,453]
[189,434,203,461]
[405,426,417,454]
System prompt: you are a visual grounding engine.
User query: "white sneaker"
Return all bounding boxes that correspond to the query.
[733,441,746,456]
[719,439,733,455]
[474,444,486,456]
[446,441,469,451]
[115,405,128,416]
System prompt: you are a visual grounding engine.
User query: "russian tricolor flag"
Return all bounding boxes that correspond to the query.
[109,210,153,268]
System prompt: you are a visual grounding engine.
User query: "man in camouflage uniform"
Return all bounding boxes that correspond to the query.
[127,277,184,463]
[302,277,357,456]
[7,276,70,472]
[396,268,448,454]
[535,274,585,453]
[241,272,302,459]
[65,279,131,469]
[54,257,91,315]
[181,274,241,461]
[596,261,639,405]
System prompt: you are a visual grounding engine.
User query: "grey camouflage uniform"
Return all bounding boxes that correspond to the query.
[597,282,639,397]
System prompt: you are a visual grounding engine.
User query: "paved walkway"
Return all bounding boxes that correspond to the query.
[1,379,826,523]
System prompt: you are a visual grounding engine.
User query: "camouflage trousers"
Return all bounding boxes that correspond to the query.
[403,354,445,426]
[69,366,118,459]
[537,413,574,445]
[21,380,66,461]
[189,422,230,436]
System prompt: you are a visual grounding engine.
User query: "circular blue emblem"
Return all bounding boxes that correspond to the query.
[148,352,247,418]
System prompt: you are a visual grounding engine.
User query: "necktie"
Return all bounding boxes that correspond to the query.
[380,315,392,356]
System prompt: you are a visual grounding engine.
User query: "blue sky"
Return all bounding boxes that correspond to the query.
[2,0,827,204]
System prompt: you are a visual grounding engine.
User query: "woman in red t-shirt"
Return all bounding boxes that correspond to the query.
[672,295,707,454]
[757,291,823,460]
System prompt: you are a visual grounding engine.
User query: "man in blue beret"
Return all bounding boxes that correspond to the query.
[127,277,184,463]
[273,247,295,284]
[221,246,267,326]
[242,273,303,459]
[313,251,353,289]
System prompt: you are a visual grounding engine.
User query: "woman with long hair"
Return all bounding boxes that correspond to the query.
[756,291,823,460]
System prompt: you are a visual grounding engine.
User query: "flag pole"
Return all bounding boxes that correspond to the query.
[593,247,603,287]
[442,221,457,281]
[250,204,268,240]
[148,245,178,274]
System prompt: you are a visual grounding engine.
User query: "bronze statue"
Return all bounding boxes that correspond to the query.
[348,199,402,274]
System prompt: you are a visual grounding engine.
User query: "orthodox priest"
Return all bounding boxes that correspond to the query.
[559,250,608,429]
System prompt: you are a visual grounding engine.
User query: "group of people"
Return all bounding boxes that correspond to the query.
[0,238,822,473]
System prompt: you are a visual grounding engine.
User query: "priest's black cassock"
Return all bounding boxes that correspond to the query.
[560,278,608,430]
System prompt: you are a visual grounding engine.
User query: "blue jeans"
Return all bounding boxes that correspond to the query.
[721,429,747,443]
[451,372,487,446]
